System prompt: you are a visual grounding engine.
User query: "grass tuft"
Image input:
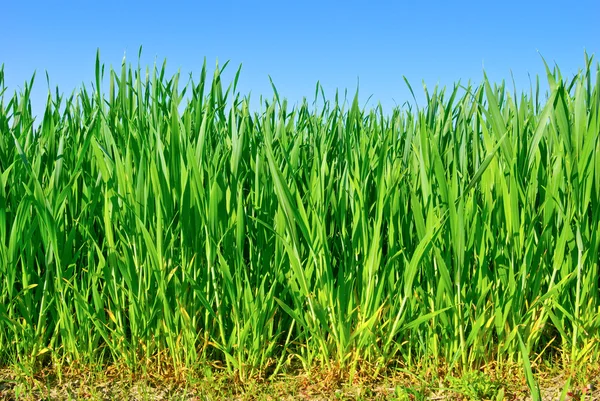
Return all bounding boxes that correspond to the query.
[0,53,599,398]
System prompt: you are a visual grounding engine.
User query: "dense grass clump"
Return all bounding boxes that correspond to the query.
[0,53,599,383]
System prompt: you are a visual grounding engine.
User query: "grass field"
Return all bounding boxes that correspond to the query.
[0,52,599,399]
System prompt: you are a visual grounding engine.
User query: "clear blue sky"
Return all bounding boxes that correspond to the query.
[1,0,598,117]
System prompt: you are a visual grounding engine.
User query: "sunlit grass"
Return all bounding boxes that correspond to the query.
[0,52,599,390]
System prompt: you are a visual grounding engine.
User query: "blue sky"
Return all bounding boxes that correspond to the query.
[1,0,598,117]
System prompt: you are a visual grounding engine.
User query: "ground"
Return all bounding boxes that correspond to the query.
[0,363,598,400]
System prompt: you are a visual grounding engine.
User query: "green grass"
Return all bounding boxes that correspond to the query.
[0,51,599,396]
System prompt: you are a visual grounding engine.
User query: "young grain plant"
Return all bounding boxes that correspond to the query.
[0,54,599,391]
